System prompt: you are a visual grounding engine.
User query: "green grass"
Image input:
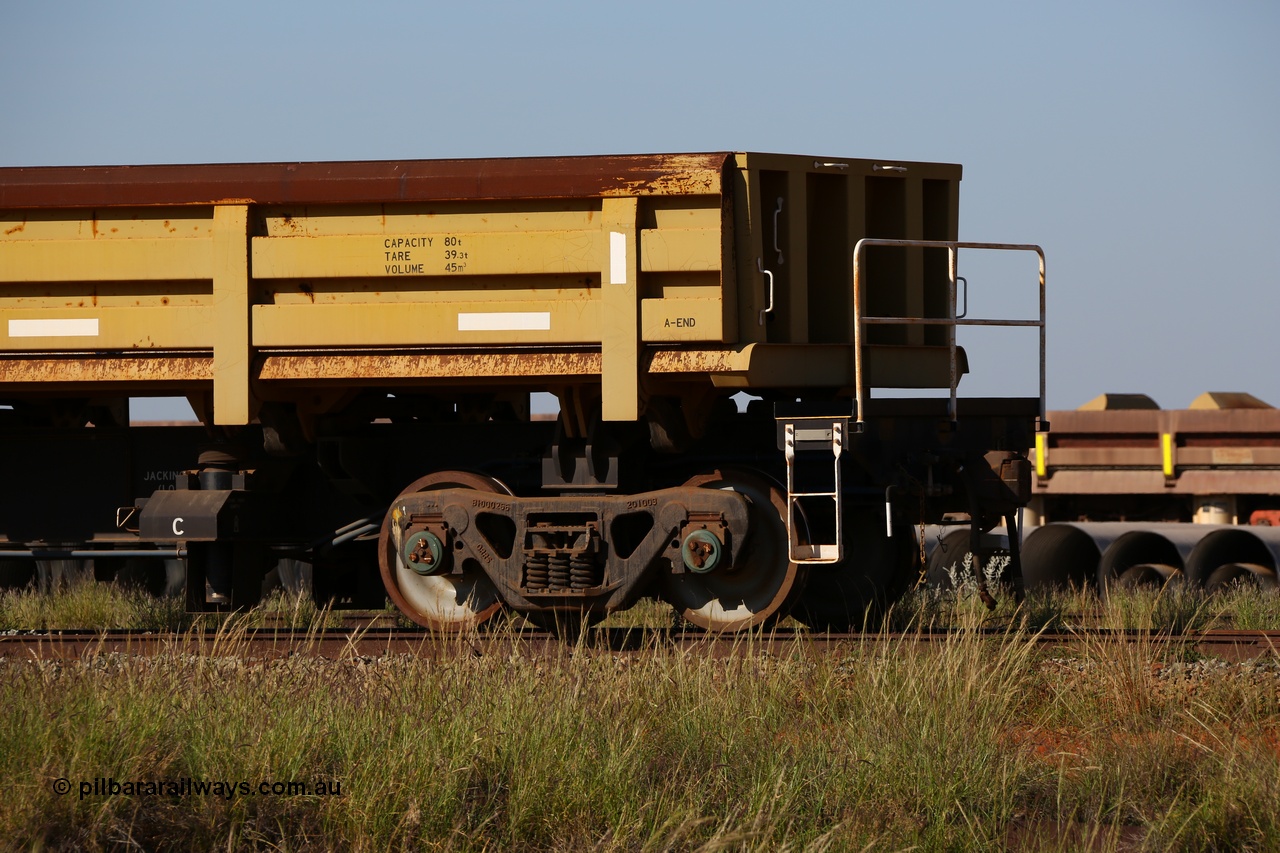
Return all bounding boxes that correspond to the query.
[4,613,1280,849]
[0,582,191,632]
[0,584,382,633]
[6,572,1280,847]
[10,568,1280,637]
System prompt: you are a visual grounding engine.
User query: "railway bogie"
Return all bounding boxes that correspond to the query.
[1,152,1045,630]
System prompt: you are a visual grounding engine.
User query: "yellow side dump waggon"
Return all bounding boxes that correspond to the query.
[0,153,1044,631]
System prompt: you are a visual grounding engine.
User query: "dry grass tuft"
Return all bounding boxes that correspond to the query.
[4,582,1280,848]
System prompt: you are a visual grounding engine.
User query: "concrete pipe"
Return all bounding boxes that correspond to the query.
[1186,527,1280,592]
[1095,523,1213,597]
[1020,522,1215,594]
[1203,563,1278,594]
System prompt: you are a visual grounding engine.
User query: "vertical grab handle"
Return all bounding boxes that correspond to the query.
[757,258,775,326]
[773,197,785,265]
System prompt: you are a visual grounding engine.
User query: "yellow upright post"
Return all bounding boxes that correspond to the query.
[212,205,251,425]
[601,197,639,421]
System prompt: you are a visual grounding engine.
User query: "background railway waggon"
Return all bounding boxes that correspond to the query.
[1012,392,1280,594]
[0,152,1044,630]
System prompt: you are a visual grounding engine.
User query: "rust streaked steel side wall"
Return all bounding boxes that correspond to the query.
[1034,407,1280,497]
[0,153,732,208]
[1,152,996,424]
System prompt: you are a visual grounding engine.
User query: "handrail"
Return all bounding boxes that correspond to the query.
[851,238,1046,431]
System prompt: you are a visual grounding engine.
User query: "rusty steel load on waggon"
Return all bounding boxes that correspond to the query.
[0,152,1045,630]
[923,392,1280,597]
[1014,392,1280,594]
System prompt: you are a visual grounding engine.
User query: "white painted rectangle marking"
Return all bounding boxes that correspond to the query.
[457,311,551,332]
[8,318,100,338]
[609,231,627,285]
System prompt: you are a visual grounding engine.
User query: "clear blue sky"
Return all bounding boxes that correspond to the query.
[4,1,1277,416]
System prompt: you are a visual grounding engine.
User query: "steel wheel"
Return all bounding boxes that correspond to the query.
[378,471,510,631]
[661,468,805,632]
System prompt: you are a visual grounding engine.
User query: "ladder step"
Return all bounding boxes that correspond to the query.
[781,417,848,565]
[791,544,842,562]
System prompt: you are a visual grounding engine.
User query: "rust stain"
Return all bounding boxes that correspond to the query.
[258,350,601,381]
[91,212,99,238]
[648,348,743,373]
[3,217,26,236]
[0,153,732,209]
[299,282,315,303]
[0,355,214,384]
[602,159,724,197]
[161,296,170,306]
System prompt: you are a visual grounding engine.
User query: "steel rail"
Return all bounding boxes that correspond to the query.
[3,627,1278,661]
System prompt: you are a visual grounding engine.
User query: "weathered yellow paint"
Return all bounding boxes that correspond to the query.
[253,231,605,279]
[212,205,250,425]
[252,299,602,347]
[640,298,723,341]
[645,342,959,390]
[252,226,721,279]
[0,153,972,415]
[259,204,602,237]
[647,204,722,230]
[0,281,211,310]
[644,280,722,301]
[601,197,639,421]
[262,283,595,306]
[638,228,720,272]
[0,238,213,282]
[0,207,214,241]
[0,306,214,349]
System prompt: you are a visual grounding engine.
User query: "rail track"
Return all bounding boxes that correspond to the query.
[4,626,1278,661]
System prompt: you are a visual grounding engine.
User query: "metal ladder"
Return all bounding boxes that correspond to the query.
[782,417,845,563]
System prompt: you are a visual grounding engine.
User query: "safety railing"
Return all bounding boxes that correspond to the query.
[851,238,1046,430]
